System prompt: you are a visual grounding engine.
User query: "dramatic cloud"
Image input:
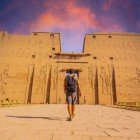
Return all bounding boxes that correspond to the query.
[0,0,140,52]
[30,1,98,31]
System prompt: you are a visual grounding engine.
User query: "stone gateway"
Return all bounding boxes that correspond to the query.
[0,30,140,105]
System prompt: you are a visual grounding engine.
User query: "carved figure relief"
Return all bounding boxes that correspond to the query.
[129,68,140,84]
[36,65,47,94]
[100,66,111,94]
[122,68,140,89]
[52,67,58,90]
[0,64,9,94]
[84,96,87,104]
[88,67,93,87]
[58,96,62,104]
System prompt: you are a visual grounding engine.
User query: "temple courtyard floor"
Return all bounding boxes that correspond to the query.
[0,104,140,140]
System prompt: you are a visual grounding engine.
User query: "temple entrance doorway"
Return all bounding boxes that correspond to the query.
[66,69,80,104]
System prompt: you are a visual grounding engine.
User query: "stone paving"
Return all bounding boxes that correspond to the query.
[0,104,140,140]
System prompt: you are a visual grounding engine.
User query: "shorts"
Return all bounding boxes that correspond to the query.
[66,92,77,104]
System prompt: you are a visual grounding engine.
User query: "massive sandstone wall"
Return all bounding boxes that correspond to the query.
[84,33,140,104]
[0,31,140,105]
[0,31,61,103]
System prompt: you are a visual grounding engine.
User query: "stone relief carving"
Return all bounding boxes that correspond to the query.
[88,67,93,87]
[52,67,58,90]
[35,65,47,94]
[100,66,111,94]
[122,68,140,88]
[129,68,140,84]
[58,96,62,104]
[84,96,87,104]
[0,64,9,94]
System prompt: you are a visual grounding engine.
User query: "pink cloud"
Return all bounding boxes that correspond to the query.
[29,0,125,34]
[29,0,100,32]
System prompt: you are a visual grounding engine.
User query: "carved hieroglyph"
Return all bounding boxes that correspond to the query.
[88,67,93,88]
[0,64,9,94]
[35,65,47,94]
[100,66,111,95]
[52,67,58,90]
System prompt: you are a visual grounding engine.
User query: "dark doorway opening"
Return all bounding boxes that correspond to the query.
[66,69,80,104]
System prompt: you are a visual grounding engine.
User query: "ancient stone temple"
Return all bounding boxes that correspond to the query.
[0,30,140,105]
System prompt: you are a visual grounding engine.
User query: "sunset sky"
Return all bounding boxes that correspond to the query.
[0,0,140,52]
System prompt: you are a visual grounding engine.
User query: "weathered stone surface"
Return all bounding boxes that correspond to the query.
[0,31,140,105]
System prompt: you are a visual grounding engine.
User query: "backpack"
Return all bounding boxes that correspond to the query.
[66,75,76,92]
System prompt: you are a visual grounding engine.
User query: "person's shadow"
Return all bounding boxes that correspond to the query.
[6,115,67,121]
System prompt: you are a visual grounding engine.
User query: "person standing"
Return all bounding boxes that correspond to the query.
[64,69,81,121]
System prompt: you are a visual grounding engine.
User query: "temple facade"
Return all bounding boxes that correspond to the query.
[0,30,140,105]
